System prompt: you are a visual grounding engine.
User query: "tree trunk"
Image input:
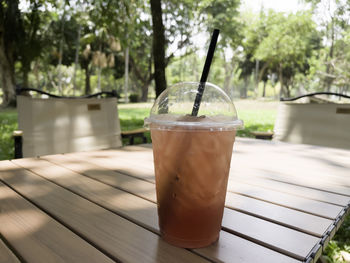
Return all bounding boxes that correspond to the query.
[223,55,235,99]
[0,0,21,106]
[124,46,129,103]
[279,63,284,98]
[22,61,31,89]
[57,8,66,95]
[0,60,16,107]
[141,83,149,102]
[57,41,64,95]
[84,65,91,95]
[150,0,167,98]
[255,59,260,97]
[262,81,266,97]
[325,17,335,92]
[96,43,103,92]
[73,25,81,95]
[0,38,16,106]
[258,63,268,89]
[240,76,248,98]
[285,85,290,98]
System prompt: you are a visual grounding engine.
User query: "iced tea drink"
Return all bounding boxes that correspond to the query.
[151,123,236,248]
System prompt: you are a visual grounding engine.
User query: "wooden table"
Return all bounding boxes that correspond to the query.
[1,138,350,263]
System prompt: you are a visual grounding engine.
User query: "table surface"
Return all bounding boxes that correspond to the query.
[1,138,350,263]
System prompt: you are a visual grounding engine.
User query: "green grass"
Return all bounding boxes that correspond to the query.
[118,104,151,145]
[0,101,349,262]
[322,214,350,263]
[0,108,17,160]
[117,101,278,141]
[236,109,276,137]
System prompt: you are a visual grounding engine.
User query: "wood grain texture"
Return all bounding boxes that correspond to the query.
[3,137,349,263]
[42,153,332,237]
[222,209,319,260]
[225,192,333,237]
[14,157,159,233]
[3,158,302,263]
[0,239,20,263]
[42,154,157,202]
[0,180,114,263]
[195,231,301,263]
[14,157,318,261]
[231,174,349,206]
[0,161,207,263]
[72,144,350,203]
[70,147,345,220]
[231,138,350,191]
[228,181,343,220]
[67,150,156,183]
[112,141,350,197]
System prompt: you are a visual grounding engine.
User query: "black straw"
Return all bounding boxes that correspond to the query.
[191,29,220,116]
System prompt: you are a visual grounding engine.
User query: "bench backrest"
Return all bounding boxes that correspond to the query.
[17,95,122,157]
[274,102,350,149]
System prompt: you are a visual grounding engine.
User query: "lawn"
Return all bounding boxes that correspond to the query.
[118,100,278,141]
[0,109,18,160]
[0,100,349,262]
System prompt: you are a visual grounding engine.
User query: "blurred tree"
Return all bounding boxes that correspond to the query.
[306,0,350,92]
[0,0,21,106]
[150,0,197,98]
[0,0,56,106]
[238,10,268,98]
[150,0,166,98]
[72,0,126,94]
[200,0,243,94]
[18,1,53,90]
[254,11,319,97]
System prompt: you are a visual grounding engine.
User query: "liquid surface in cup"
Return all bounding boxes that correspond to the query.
[151,119,236,248]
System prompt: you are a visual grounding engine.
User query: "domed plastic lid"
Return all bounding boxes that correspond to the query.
[144,82,243,130]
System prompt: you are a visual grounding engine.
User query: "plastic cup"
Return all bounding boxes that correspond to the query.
[144,82,243,248]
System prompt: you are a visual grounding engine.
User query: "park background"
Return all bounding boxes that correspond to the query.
[0,0,350,262]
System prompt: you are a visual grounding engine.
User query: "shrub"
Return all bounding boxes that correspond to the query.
[129,93,139,103]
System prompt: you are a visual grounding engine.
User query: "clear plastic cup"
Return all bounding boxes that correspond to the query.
[144,82,243,248]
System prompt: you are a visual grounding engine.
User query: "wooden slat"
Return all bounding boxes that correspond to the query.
[230,166,350,197]
[231,175,350,206]
[5,159,303,263]
[0,161,207,263]
[16,157,159,233]
[0,239,20,263]
[42,154,157,202]
[109,142,350,197]
[194,231,300,263]
[0,179,114,263]
[228,181,343,220]
[15,157,317,261]
[102,140,350,195]
[73,145,350,202]
[234,138,350,170]
[225,192,332,237]
[68,149,345,220]
[221,209,319,260]
[42,153,333,237]
[231,139,350,190]
[67,150,156,183]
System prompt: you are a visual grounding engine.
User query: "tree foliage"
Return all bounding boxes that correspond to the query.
[1,0,350,106]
